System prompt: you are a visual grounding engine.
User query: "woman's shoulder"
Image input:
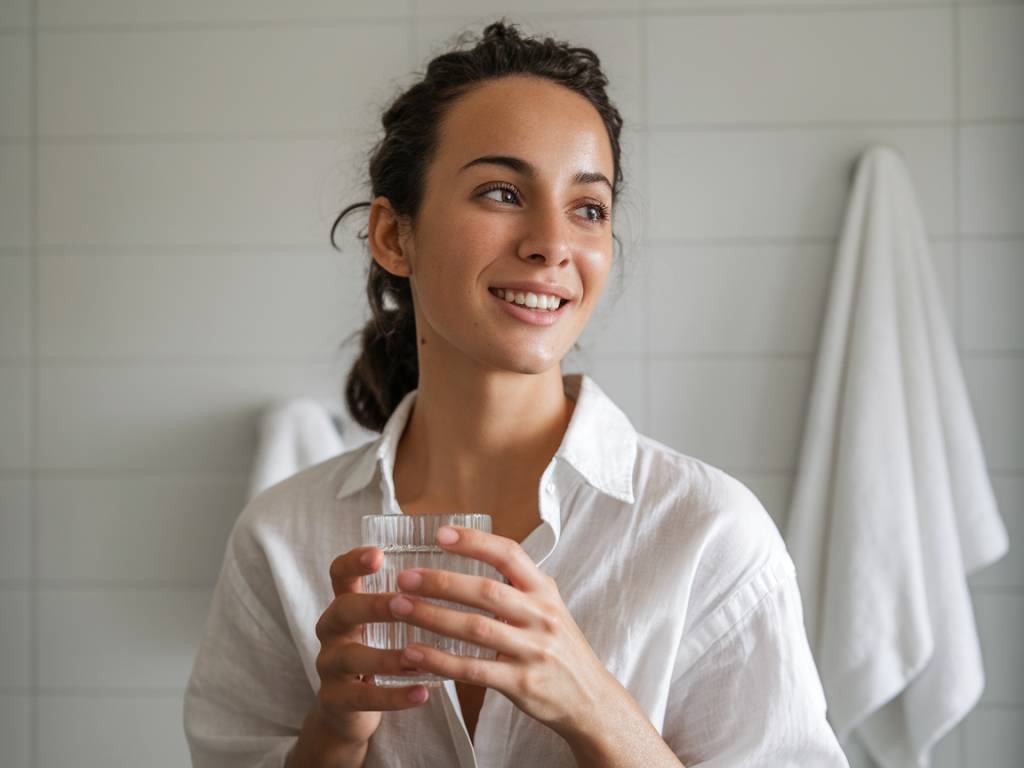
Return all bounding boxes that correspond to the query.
[228,441,375,561]
[632,433,795,628]
[633,432,783,544]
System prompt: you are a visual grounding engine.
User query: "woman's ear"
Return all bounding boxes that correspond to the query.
[367,195,414,278]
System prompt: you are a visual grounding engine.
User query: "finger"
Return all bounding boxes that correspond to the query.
[316,591,402,641]
[330,546,382,597]
[396,568,537,627]
[434,526,548,592]
[402,643,516,693]
[388,594,523,658]
[318,641,422,680]
[326,679,432,712]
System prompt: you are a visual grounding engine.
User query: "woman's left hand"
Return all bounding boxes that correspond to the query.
[385,523,620,740]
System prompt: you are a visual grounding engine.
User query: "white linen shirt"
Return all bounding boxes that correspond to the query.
[183,372,850,768]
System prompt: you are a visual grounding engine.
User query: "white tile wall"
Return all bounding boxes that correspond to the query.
[35,696,190,768]
[34,473,244,584]
[0,255,31,357]
[0,474,31,581]
[37,140,371,246]
[646,126,957,239]
[0,32,30,137]
[0,693,31,768]
[0,1,31,30]
[0,146,31,246]
[36,247,368,358]
[959,4,1024,120]
[35,0,413,27]
[646,8,954,125]
[36,25,415,138]
[1,1,1020,765]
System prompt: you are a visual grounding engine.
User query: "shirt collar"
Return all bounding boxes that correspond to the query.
[335,372,637,506]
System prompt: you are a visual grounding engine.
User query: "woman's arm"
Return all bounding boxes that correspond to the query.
[662,552,850,767]
[560,673,686,767]
[285,703,369,768]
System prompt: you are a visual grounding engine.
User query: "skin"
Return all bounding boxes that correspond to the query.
[301,76,685,767]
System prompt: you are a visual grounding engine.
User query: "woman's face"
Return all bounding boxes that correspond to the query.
[380,75,616,377]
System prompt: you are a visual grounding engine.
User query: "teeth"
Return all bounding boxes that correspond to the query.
[492,288,564,311]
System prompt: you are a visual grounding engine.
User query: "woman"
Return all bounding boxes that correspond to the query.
[184,20,850,768]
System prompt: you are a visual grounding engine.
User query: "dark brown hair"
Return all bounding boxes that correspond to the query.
[330,18,629,432]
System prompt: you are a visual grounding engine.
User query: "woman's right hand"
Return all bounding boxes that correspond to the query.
[313,545,430,746]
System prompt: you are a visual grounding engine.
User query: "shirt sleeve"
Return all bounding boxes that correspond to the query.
[183,529,314,768]
[662,551,851,768]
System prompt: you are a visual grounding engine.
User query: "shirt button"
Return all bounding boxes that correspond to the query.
[545,483,556,494]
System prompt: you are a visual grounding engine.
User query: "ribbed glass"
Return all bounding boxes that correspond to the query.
[360,513,506,687]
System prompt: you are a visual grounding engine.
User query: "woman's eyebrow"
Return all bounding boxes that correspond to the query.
[458,154,612,193]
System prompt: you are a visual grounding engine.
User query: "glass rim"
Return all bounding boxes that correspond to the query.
[360,513,491,522]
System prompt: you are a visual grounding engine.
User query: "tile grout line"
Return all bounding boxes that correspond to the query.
[20,117,1024,146]
[29,0,39,764]
[2,350,1023,366]
[2,234,1019,252]
[21,2,1024,33]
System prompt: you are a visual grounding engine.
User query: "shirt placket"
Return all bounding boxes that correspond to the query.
[439,458,564,768]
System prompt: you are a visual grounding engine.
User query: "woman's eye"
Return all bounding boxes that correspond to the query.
[482,185,520,205]
[576,203,607,223]
[480,184,609,224]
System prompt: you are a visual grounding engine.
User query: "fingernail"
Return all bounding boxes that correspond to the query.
[403,646,424,662]
[390,595,414,615]
[408,686,428,704]
[360,551,374,567]
[437,526,458,545]
[399,570,423,589]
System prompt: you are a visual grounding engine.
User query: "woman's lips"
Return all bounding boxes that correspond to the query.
[487,288,570,326]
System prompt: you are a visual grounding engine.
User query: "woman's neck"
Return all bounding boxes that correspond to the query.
[392,370,575,525]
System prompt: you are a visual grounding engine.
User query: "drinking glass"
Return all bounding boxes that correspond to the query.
[360,513,508,687]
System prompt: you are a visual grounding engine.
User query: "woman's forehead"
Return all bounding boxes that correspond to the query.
[434,79,613,182]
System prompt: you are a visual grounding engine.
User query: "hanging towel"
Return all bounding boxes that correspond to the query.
[247,398,374,501]
[784,144,1009,768]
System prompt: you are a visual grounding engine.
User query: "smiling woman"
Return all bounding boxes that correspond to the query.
[183,17,851,768]
[329,29,626,436]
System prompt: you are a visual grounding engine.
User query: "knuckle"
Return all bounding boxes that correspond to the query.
[316,603,341,641]
[315,642,348,680]
[496,552,518,575]
[532,635,556,664]
[319,686,350,716]
[481,577,503,605]
[517,667,538,698]
[329,554,347,584]
[464,661,487,685]
[334,642,356,674]
[538,604,562,635]
[466,614,492,643]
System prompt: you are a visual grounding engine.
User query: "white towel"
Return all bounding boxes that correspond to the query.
[247,398,374,501]
[784,144,1009,768]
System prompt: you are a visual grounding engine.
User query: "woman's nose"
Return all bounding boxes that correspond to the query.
[518,207,572,265]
